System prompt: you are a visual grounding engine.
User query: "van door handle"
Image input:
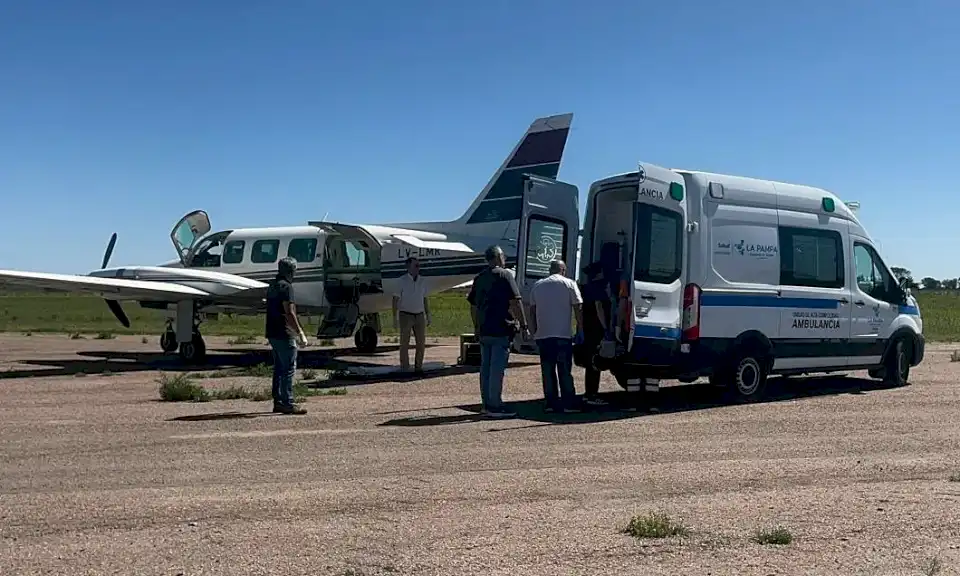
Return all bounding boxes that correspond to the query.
[839,298,849,304]
[855,300,865,306]
[640,293,656,300]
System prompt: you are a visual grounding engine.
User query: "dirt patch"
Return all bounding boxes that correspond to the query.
[1,335,959,575]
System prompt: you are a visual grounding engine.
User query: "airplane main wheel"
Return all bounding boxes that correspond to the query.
[160,331,177,353]
[354,325,378,354]
[178,333,207,363]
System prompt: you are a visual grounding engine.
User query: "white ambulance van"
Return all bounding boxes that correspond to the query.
[574,162,924,401]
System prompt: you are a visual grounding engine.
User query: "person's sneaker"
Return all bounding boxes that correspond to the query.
[583,396,608,407]
[562,407,582,414]
[485,409,517,419]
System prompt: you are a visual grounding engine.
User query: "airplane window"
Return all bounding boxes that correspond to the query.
[287,238,318,263]
[251,239,280,264]
[345,242,367,267]
[223,240,245,264]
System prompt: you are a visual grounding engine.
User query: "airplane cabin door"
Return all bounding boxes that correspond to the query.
[514,175,580,351]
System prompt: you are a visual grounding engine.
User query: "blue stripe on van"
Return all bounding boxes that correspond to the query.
[633,324,682,339]
[700,293,840,310]
[899,305,920,316]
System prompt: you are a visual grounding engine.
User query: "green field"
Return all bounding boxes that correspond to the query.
[0,290,474,339]
[1,290,959,341]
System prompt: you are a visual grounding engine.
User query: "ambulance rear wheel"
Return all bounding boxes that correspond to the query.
[727,350,770,402]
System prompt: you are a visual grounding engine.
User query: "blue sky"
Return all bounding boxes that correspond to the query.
[1,0,957,280]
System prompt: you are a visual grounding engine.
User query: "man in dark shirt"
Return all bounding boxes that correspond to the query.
[579,262,611,407]
[466,245,529,418]
[265,257,308,415]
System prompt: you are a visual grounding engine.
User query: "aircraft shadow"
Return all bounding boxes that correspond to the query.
[0,344,435,380]
[377,374,902,428]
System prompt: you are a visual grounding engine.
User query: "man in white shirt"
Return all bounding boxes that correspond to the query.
[529,259,583,413]
[392,256,430,373]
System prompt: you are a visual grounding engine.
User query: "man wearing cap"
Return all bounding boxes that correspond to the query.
[265,257,309,415]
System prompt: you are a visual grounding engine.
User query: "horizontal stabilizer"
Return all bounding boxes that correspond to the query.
[391,235,475,253]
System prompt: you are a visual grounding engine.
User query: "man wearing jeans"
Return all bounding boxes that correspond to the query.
[265,257,309,415]
[466,245,529,419]
[529,260,583,413]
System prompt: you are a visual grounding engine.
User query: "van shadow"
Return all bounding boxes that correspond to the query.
[377,374,902,428]
[0,344,445,380]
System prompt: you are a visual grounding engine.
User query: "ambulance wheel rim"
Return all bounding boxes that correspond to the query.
[736,358,761,395]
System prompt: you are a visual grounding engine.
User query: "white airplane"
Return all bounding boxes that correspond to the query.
[0,113,582,363]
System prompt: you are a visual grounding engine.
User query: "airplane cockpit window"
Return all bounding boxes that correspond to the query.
[251,239,280,264]
[288,238,318,263]
[222,240,245,264]
[189,237,224,268]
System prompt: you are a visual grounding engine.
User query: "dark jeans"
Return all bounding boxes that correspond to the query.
[269,337,297,407]
[537,337,577,408]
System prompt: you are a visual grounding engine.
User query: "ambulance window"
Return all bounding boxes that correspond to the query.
[251,239,280,264]
[779,227,843,289]
[287,238,318,263]
[854,242,894,300]
[524,217,567,279]
[223,241,245,264]
[634,205,682,284]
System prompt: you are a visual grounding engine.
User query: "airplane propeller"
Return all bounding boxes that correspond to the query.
[100,233,131,328]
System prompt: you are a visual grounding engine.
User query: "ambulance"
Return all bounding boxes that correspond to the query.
[570,162,924,401]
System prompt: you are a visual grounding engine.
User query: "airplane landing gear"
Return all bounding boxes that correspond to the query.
[161,305,208,363]
[354,313,380,354]
[160,329,177,353]
[178,331,207,363]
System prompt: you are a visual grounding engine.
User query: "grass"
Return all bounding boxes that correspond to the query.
[753,525,793,545]
[922,556,944,576]
[158,365,347,403]
[0,289,474,337]
[2,289,959,341]
[622,512,689,539]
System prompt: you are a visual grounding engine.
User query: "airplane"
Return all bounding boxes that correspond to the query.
[0,113,583,364]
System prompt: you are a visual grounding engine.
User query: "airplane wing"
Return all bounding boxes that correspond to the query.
[0,269,213,301]
[389,234,476,253]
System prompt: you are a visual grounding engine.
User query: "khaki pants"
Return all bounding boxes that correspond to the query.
[399,311,426,371]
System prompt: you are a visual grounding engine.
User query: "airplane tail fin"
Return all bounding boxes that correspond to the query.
[456,113,573,225]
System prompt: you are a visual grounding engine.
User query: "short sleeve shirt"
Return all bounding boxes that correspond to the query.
[265,278,295,340]
[529,274,582,340]
[466,266,521,337]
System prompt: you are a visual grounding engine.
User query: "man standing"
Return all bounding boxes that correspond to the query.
[529,260,583,413]
[466,245,529,418]
[265,257,309,415]
[392,256,430,373]
[579,262,611,407]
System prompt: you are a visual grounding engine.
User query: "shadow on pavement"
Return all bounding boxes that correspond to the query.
[378,373,903,428]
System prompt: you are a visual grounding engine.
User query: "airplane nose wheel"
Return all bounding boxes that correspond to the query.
[160,330,178,354]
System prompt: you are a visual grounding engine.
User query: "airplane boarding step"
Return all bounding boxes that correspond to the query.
[316,303,360,339]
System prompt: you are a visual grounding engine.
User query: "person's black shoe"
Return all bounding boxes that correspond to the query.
[275,404,307,415]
